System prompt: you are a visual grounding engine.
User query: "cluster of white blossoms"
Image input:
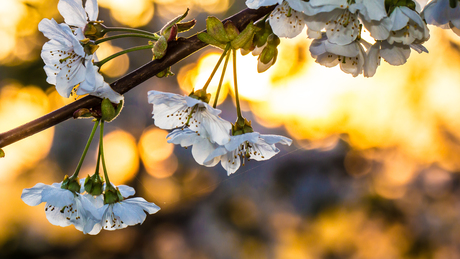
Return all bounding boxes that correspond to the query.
[40,0,123,103]
[246,0,460,77]
[148,90,292,175]
[21,179,160,234]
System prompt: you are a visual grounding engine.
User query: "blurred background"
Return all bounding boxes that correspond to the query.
[2,0,460,258]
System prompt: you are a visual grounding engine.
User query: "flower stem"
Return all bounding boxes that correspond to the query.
[213,49,231,108]
[232,49,243,119]
[95,34,159,45]
[95,45,153,67]
[202,44,231,92]
[99,120,111,186]
[104,27,159,36]
[72,120,100,178]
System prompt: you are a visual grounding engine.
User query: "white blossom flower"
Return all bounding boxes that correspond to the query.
[39,18,89,98]
[310,33,369,77]
[204,132,292,175]
[306,0,390,45]
[21,182,101,234]
[422,0,460,36]
[58,0,99,33]
[167,128,222,167]
[98,186,160,231]
[387,6,430,45]
[268,1,309,38]
[246,0,282,9]
[365,40,428,77]
[148,90,232,145]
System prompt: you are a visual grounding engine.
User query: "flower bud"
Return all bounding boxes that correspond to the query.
[153,36,168,60]
[0,148,4,158]
[197,32,227,49]
[101,98,116,122]
[231,22,259,50]
[224,21,240,41]
[253,21,272,47]
[101,98,124,123]
[206,16,229,43]
[84,22,107,40]
[167,25,178,42]
[161,8,190,37]
[177,19,196,33]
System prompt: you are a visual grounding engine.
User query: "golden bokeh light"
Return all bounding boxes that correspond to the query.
[97,42,130,78]
[138,126,177,178]
[98,0,154,27]
[0,84,53,183]
[140,174,180,209]
[103,129,139,184]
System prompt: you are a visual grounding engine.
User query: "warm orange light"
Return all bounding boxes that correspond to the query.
[97,42,130,78]
[98,0,154,27]
[102,130,139,184]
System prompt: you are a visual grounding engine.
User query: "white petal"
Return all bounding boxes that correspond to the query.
[21,183,48,206]
[269,1,307,38]
[380,41,411,66]
[364,42,381,77]
[58,0,88,28]
[191,136,220,166]
[246,0,282,9]
[220,151,241,175]
[85,0,99,21]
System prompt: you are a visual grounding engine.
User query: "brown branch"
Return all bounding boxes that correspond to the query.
[0,6,275,148]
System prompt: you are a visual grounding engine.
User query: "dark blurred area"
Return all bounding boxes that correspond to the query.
[3,0,460,258]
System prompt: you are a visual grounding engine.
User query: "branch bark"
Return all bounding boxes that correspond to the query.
[0,6,275,148]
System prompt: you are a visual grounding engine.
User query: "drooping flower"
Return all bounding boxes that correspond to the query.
[364,40,428,77]
[306,0,391,45]
[309,33,369,77]
[148,90,232,145]
[422,0,460,36]
[97,184,160,231]
[204,132,292,175]
[21,182,101,234]
[387,6,430,45]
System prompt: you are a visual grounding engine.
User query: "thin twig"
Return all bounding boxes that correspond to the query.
[0,6,275,148]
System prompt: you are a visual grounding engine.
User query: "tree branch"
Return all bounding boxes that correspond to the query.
[0,6,275,148]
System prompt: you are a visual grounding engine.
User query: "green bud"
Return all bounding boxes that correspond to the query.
[153,36,168,60]
[81,38,99,55]
[161,8,190,37]
[177,19,196,33]
[260,45,277,65]
[206,16,229,43]
[84,22,107,40]
[197,32,227,49]
[267,34,280,47]
[84,175,92,193]
[101,98,116,122]
[156,67,175,78]
[0,148,4,158]
[224,21,240,41]
[232,118,254,135]
[254,21,273,47]
[231,22,259,50]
